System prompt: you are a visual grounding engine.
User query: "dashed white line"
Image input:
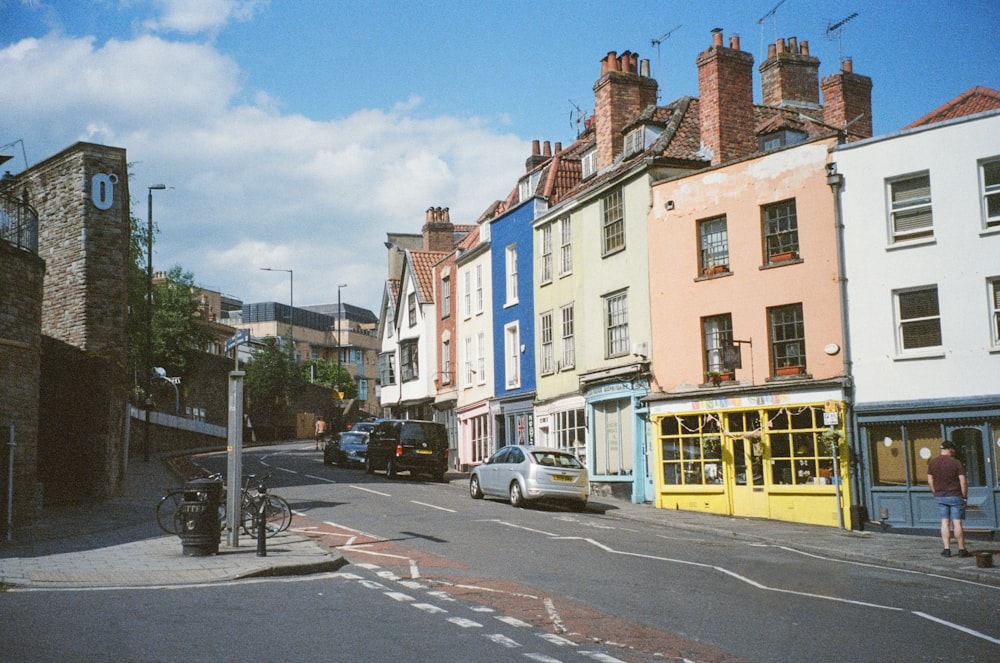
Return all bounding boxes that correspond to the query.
[484,633,522,648]
[448,617,483,628]
[350,485,391,496]
[411,500,456,512]
[496,615,533,628]
[412,603,448,614]
[913,611,1000,645]
[538,633,577,647]
[304,473,336,482]
[385,591,414,602]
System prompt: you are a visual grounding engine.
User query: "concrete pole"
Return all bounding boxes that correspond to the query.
[226,371,245,547]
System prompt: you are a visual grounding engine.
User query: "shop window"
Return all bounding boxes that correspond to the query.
[593,398,633,476]
[658,414,724,486]
[904,422,939,486]
[727,411,764,486]
[766,406,833,485]
[554,408,587,462]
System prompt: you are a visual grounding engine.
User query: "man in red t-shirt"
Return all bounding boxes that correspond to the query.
[927,440,969,558]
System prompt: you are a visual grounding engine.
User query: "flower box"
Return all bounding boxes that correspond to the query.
[776,365,804,377]
[770,251,797,264]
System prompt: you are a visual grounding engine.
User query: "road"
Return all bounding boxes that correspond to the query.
[211,444,999,662]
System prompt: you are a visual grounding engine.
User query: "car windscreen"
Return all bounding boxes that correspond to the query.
[531,451,583,469]
[339,433,367,445]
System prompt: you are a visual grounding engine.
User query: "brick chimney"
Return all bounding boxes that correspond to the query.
[759,37,820,109]
[593,50,658,169]
[697,30,756,165]
[821,58,873,140]
[525,140,553,171]
[422,207,454,252]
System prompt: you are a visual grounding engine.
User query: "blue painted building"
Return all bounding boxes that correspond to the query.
[490,199,538,448]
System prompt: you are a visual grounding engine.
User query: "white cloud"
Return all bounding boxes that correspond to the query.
[0,30,527,312]
[147,0,267,35]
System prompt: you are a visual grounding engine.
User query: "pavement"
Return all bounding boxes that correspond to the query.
[1,445,998,590]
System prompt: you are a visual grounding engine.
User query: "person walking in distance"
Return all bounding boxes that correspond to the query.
[927,440,970,558]
[314,418,326,451]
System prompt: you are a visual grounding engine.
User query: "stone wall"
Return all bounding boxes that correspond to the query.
[0,239,46,524]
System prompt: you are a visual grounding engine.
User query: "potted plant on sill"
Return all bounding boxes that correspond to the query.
[703,264,728,276]
[775,362,804,377]
[770,250,797,264]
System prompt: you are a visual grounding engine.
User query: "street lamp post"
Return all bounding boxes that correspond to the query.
[336,284,347,394]
[261,268,293,358]
[144,184,167,462]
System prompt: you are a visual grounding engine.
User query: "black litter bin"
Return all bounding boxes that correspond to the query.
[177,477,224,556]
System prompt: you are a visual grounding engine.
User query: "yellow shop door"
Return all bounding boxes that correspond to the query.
[728,436,768,518]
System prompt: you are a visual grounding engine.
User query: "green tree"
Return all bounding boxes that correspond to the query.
[305,358,357,399]
[245,336,307,425]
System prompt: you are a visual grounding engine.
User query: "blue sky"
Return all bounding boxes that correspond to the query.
[3,0,998,313]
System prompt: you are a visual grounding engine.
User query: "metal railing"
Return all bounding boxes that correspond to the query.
[0,189,38,254]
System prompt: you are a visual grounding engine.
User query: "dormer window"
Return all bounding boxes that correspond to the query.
[760,129,807,152]
[623,127,644,156]
[518,170,542,203]
[581,149,597,179]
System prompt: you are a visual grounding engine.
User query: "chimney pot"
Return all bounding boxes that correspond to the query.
[640,58,650,77]
[801,40,809,56]
[768,43,776,58]
[788,36,798,53]
[729,35,741,50]
[712,28,723,47]
[776,38,786,53]
[543,141,552,156]
[630,51,639,73]
[531,139,540,155]
[609,51,621,71]
[842,58,853,73]
[554,141,562,153]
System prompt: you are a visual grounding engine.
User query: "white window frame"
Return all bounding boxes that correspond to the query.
[441,276,450,318]
[504,321,520,389]
[888,172,933,243]
[981,157,1000,229]
[463,269,472,319]
[539,310,554,375]
[559,216,572,276]
[407,292,417,327]
[505,244,518,305]
[440,338,451,385]
[581,149,597,179]
[601,188,625,256]
[540,224,553,284]
[560,303,575,370]
[604,290,629,358]
[400,339,419,382]
[623,127,643,156]
[895,285,942,352]
[989,278,1000,347]
[463,336,473,387]
[699,215,729,274]
[477,332,486,385]
[475,264,483,314]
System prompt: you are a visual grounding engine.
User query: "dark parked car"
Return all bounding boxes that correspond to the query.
[470,445,588,511]
[365,419,449,482]
[323,430,369,467]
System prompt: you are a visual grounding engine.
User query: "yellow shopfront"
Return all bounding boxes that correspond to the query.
[650,401,850,528]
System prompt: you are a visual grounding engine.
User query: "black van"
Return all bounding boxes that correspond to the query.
[364,419,449,482]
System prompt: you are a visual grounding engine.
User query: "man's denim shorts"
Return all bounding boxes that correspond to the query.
[936,496,966,520]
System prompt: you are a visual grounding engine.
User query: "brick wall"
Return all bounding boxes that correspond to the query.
[697,32,756,165]
[593,51,658,170]
[822,60,874,140]
[759,38,820,108]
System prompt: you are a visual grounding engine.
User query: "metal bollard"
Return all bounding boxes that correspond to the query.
[256,497,267,557]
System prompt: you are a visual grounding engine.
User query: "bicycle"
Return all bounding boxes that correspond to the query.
[155,472,291,538]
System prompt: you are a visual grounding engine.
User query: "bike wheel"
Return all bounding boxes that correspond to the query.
[155,489,186,534]
[244,495,292,538]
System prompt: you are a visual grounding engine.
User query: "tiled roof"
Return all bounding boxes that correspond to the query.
[456,224,480,250]
[754,104,837,139]
[904,86,1000,129]
[408,249,449,304]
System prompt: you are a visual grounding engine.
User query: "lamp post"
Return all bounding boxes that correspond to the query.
[261,268,293,359]
[144,184,167,462]
[336,283,347,394]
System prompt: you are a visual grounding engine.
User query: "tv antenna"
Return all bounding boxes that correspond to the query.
[757,0,788,59]
[825,12,859,61]
[568,100,587,138]
[650,25,682,101]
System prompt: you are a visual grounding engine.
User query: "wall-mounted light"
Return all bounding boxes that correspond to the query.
[823,343,840,355]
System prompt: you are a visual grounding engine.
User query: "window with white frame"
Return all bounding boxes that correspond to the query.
[505,244,518,305]
[981,158,1000,228]
[386,300,395,338]
[463,269,471,318]
[702,313,734,374]
[441,276,450,318]
[407,292,417,327]
[504,322,520,389]
[554,408,586,460]
[889,173,933,242]
[377,352,396,386]
[602,188,625,255]
[560,303,575,369]
[463,336,473,387]
[762,199,799,262]
[895,286,941,350]
[475,264,483,313]
[698,215,729,274]
[540,224,553,284]
[400,339,419,381]
[477,332,486,384]
[990,278,1000,346]
[581,149,597,179]
[440,339,451,385]
[604,290,629,358]
[559,216,573,275]
[539,310,554,374]
[623,127,643,156]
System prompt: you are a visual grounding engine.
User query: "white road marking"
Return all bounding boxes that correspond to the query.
[304,473,335,482]
[448,617,483,628]
[411,500,456,513]
[412,603,448,614]
[484,633,521,648]
[538,633,577,647]
[275,466,296,475]
[913,611,1000,645]
[496,615,533,628]
[350,485,391,496]
[523,654,563,662]
[579,652,627,662]
[385,591,414,602]
[544,598,568,634]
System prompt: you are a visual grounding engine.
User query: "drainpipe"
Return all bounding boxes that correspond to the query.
[5,423,14,542]
[826,159,863,525]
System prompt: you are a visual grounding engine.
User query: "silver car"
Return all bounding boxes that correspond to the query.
[469,445,588,511]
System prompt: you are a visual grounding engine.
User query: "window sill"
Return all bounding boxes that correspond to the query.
[696,269,732,282]
[759,257,803,270]
[886,237,936,252]
[765,371,812,381]
[892,349,946,361]
[980,224,1000,237]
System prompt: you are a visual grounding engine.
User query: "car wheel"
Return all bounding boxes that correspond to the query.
[364,457,374,474]
[386,458,397,479]
[509,481,525,508]
[435,470,448,483]
[469,475,483,499]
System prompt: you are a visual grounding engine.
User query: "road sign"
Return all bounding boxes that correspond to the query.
[225,328,250,353]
